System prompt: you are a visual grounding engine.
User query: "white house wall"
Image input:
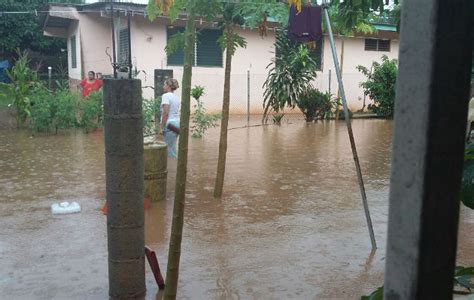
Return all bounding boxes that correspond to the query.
[65,12,399,114]
[314,36,400,111]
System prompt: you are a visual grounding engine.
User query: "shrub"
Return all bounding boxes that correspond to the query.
[462,144,474,209]
[0,50,38,128]
[297,88,335,122]
[30,85,53,132]
[79,91,103,132]
[272,113,285,125]
[263,31,318,122]
[29,85,79,133]
[143,97,161,136]
[357,55,398,118]
[191,86,220,138]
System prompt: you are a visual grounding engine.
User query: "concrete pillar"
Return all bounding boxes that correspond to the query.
[384,0,472,299]
[144,142,168,202]
[103,79,146,298]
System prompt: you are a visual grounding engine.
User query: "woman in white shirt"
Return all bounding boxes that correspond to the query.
[161,78,181,157]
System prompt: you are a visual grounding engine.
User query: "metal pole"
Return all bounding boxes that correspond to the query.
[127,10,132,79]
[322,2,376,250]
[110,3,117,79]
[48,66,52,90]
[328,69,331,96]
[247,69,250,123]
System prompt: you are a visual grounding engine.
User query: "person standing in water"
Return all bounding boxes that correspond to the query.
[161,78,181,157]
[79,71,102,98]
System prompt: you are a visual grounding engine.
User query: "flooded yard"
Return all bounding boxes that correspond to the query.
[0,117,473,299]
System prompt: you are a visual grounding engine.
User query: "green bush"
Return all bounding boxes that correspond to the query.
[297,88,335,122]
[357,55,398,118]
[462,144,474,209]
[191,86,220,138]
[30,85,53,132]
[79,91,103,132]
[0,50,38,128]
[143,97,161,136]
[30,85,79,133]
[263,31,318,122]
[272,113,285,125]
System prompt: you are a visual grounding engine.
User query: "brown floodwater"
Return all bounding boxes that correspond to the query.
[0,117,473,299]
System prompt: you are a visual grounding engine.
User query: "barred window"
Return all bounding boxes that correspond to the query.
[365,39,391,52]
[166,27,223,67]
[71,35,77,69]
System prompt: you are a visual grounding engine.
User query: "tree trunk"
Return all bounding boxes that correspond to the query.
[214,26,233,198]
[335,38,344,121]
[164,8,195,300]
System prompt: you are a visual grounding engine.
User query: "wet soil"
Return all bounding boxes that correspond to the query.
[0,117,472,299]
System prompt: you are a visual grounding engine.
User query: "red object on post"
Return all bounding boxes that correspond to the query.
[145,246,165,289]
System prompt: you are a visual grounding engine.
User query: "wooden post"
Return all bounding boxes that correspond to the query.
[103,79,145,298]
[384,0,472,298]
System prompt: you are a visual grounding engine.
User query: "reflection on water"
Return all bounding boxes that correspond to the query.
[0,117,472,299]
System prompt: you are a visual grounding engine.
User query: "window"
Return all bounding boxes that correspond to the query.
[196,29,223,67]
[71,35,77,69]
[167,27,186,66]
[166,27,223,67]
[118,28,130,65]
[365,38,391,52]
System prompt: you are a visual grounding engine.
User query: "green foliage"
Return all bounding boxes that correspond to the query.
[143,97,161,137]
[191,85,205,100]
[462,144,474,209]
[357,55,398,118]
[218,30,247,56]
[29,85,78,133]
[0,50,38,127]
[79,91,103,133]
[272,113,284,125]
[237,1,288,29]
[361,286,383,300]
[297,88,335,122]
[165,31,185,56]
[191,86,220,138]
[263,31,318,122]
[454,266,474,291]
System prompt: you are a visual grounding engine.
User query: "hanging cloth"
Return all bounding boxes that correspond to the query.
[288,5,322,43]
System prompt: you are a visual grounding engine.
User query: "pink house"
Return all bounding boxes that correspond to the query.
[41,2,399,113]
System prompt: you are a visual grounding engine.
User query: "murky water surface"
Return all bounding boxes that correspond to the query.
[0,117,472,299]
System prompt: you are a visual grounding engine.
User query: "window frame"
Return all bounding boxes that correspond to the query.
[166,27,223,68]
[364,38,391,52]
[71,35,77,69]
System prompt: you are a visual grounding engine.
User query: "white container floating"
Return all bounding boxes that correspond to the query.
[51,202,81,215]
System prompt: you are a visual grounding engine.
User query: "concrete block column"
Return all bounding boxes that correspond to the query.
[103,79,146,298]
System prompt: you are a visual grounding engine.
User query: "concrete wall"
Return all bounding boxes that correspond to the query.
[66,13,399,113]
[313,36,400,111]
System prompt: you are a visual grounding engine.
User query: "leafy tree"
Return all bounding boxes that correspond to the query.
[213,2,247,198]
[0,0,84,60]
[357,55,398,117]
[147,0,220,298]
